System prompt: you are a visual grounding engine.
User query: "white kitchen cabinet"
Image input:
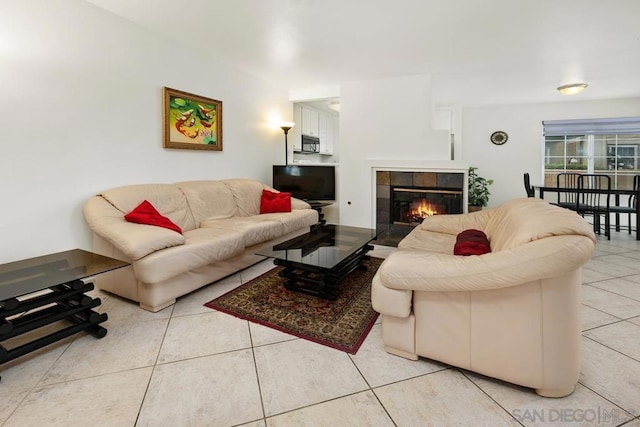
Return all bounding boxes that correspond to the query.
[292,106,302,151]
[318,113,334,155]
[293,101,339,162]
[301,106,319,137]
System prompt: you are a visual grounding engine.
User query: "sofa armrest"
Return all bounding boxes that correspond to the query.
[418,208,496,235]
[379,235,594,293]
[84,196,185,260]
[372,272,413,318]
[291,197,311,210]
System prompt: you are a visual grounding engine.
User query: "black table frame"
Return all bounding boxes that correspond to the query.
[274,243,374,301]
[0,250,129,381]
[263,225,377,301]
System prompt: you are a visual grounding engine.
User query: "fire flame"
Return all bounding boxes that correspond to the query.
[407,199,438,221]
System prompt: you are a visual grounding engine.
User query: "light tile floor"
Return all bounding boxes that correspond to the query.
[2,237,640,426]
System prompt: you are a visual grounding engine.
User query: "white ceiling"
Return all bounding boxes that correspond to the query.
[86,0,640,106]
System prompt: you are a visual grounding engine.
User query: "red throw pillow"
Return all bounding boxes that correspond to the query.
[124,200,182,234]
[454,240,491,256]
[456,229,487,242]
[454,229,491,256]
[260,189,292,214]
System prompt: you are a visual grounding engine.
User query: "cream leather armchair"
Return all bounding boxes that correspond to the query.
[372,198,596,397]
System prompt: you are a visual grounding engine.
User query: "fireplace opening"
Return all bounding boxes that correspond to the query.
[392,187,463,225]
[375,170,466,247]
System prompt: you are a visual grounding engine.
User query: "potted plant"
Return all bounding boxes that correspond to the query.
[468,167,493,211]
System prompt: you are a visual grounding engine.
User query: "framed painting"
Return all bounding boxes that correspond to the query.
[163,87,223,151]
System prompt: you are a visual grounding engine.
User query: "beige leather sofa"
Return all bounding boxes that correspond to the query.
[83,179,318,312]
[372,198,596,397]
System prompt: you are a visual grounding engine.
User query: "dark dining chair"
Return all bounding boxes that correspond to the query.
[555,172,581,211]
[577,174,611,239]
[610,175,640,238]
[523,173,535,197]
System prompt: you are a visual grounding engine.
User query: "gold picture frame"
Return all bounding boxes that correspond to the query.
[163,87,223,151]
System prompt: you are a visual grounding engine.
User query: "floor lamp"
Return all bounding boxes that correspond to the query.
[280,122,294,165]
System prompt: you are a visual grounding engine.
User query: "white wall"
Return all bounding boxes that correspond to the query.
[338,74,451,227]
[0,1,290,264]
[5,3,636,264]
[337,72,640,227]
[462,98,640,207]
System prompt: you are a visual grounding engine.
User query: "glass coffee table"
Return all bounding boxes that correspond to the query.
[257,224,378,300]
[0,249,129,380]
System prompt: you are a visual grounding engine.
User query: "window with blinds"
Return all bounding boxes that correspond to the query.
[543,117,640,189]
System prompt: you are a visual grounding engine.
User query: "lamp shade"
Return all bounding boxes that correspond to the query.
[557,83,588,95]
[280,121,295,131]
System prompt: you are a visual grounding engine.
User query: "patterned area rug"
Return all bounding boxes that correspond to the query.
[204,257,383,354]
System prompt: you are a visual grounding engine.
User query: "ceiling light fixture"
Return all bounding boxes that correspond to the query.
[557,83,588,95]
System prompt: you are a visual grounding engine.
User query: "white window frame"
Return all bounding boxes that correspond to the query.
[542,117,640,190]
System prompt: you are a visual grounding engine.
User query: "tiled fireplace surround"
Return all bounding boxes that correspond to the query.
[375,170,465,246]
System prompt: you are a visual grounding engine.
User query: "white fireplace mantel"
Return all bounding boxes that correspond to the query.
[365,158,468,173]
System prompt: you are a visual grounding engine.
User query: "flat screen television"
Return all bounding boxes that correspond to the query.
[272,165,336,202]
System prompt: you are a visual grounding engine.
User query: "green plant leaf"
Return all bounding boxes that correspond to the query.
[468,167,493,207]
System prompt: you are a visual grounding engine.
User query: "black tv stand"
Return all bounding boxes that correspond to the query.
[306,201,333,225]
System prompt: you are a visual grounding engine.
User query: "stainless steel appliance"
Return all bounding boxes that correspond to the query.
[298,135,319,154]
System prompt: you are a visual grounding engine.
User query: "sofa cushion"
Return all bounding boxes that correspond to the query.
[100,184,196,232]
[291,197,312,210]
[177,180,238,227]
[201,216,284,247]
[124,200,183,234]
[260,190,292,214]
[398,228,456,254]
[419,209,493,235]
[253,209,318,235]
[222,179,265,217]
[133,227,245,284]
[484,198,596,251]
[84,196,186,260]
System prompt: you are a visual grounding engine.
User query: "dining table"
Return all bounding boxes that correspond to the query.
[533,185,640,240]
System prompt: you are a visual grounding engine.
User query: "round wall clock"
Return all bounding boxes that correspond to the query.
[491,131,508,145]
